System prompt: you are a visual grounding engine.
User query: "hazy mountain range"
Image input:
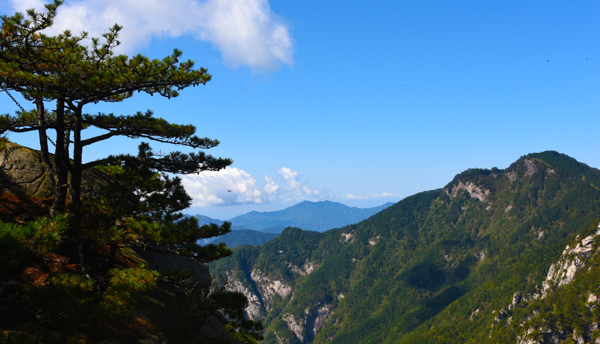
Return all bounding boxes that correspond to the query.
[193,201,394,247]
[227,200,394,233]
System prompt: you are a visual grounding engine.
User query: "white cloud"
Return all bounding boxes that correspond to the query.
[262,176,280,195]
[345,194,368,200]
[190,167,269,206]
[5,0,293,72]
[181,167,330,207]
[374,193,394,197]
[278,167,300,188]
[198,0,292,71]
[344,193,398,200]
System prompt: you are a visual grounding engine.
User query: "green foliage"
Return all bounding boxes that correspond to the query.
[488,219,600,343]
[0,214,68,281]
[0,330,41,344]
[97,267,158,319]
[0,214,67,254]
[88,142,233,263]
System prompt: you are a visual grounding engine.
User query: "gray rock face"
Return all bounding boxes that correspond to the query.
[0,141,114,198]
[250,269,292,311]
[0,142,54,197]
[283,313,305,342]
[281,303,333,343]
[225,267,334,343]
[542,224,600,297]
[445,180,491,202]
[311,303,333,337]
[127,245,241,344]
[198,312,242,344]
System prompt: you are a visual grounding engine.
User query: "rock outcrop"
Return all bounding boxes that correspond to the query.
[542,227,600,296]
[445,180,491,202]
[250,269,293,311]
[227,271,263,320]
[226,266,335,343]
[0,141,114,198]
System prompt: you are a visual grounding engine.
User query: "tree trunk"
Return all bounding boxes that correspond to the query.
[51,98,69,217]
[69,108,83,231]
[36,97,55,177]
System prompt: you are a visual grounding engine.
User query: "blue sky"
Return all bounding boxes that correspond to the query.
[1,0,598,220]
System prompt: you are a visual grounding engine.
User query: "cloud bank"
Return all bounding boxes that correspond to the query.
[5,0,293,72]
[181,167,329,207]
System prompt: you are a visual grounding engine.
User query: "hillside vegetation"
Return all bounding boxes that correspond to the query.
[211,151,600,343]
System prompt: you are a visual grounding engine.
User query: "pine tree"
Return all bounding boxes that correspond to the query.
[0,0,230,228]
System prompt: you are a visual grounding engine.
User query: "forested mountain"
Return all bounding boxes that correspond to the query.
[228,201,394,233]
[209,229,278,248]
[211,151,600,343]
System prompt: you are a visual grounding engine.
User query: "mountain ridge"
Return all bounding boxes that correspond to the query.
[211,151,600,343]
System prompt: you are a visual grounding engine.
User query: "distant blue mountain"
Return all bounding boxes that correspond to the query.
[193,201,394,246]
[228,200,394,233]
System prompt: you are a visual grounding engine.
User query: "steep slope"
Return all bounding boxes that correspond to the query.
[211,151,600,343]
[228,201,394,232]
